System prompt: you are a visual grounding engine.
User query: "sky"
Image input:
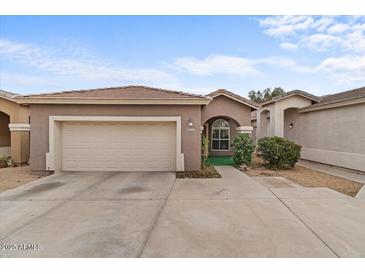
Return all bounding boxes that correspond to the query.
[0,15,364,97]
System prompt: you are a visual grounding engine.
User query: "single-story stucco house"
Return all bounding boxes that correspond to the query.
[1,85,364,174]
[0,90,30,164]
[14,86,257,174]
[253,86,365,172]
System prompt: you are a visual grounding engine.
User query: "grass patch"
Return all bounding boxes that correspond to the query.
[244,155,363,197]
[176,166,222,179]
[206,156,234,166]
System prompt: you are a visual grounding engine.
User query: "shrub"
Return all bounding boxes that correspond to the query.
[232,133,255,167]
[0,156,8,168]
[257,136,301,169]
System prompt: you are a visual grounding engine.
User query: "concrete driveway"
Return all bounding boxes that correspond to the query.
[1,167,365,257]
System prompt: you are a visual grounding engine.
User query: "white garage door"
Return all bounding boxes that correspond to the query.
[61,121,176,171]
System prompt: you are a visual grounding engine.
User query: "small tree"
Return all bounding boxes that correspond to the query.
[201,134,210,168]
[232,133,255,167]
[248,87,286,103]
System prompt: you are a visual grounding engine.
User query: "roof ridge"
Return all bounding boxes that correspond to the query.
[207,88,259,109]
[261,89,320,106]
[19,85,207,99]
[0,89,19,99]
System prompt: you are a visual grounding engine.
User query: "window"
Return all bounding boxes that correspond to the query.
[211,119,230,151]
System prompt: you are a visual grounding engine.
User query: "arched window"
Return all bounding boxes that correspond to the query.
[211,119,230,151]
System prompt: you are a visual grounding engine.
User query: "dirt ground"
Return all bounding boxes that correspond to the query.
[176,166,221,179]
[244,155,363,197]
[0,165,43,192]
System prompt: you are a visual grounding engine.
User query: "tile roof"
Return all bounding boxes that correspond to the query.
[19,85,208,99]
[260,89,320,106]
[0,90,18,100]
[318,86,365,105]
[207,89,260,109]
[299,86,365,111]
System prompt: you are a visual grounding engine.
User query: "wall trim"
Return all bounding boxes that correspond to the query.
[46,116,184,172]
[8,123,31,132]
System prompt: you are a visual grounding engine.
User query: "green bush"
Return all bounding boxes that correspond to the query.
[232,133,255,167]
[257,136,301,169]
[0,156,8,168]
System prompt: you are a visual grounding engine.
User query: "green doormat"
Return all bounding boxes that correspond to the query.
[206,156,234,166]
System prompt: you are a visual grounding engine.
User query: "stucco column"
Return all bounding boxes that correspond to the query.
[256,112,261,139]
[9,124,30,164]
[274,108,284,137]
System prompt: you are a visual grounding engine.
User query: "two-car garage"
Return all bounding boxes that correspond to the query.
[45,116,185,172]
[19,86,209,173]
[61,121,176,172]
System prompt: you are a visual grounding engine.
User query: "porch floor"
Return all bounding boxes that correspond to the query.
[207,156,234,166]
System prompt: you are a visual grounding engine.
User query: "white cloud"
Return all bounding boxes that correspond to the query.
[173,55,302,77]
[260,16,365,53]
[174,55,260,77]
[0,39,178,87]
[259,16,315,36]
[299,34,344,51]
[317,55,365,83]
[280,42,298,50]
[327,23,350,34]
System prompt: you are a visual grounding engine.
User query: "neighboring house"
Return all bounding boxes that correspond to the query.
[0,90,30,164]
[255,87,365,172]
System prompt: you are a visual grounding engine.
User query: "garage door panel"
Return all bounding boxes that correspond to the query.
[61,122,176,171]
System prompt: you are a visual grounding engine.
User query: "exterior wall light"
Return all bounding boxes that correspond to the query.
[188,119,194,127]
[289,123,294,129]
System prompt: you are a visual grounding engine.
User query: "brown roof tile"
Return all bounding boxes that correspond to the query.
[0,89,18,100]
[207,89,259,109]
[318,86,365,105]
[20,85,207,99]
[260,89,320,106]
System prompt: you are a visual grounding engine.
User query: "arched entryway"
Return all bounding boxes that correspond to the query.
[0,111,11,157]
[284,107,301,142]
[202,116,240,156]
[259,109,271,138]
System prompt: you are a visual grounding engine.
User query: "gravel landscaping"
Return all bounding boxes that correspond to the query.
[244,155,363,197]
[0,165,44,192]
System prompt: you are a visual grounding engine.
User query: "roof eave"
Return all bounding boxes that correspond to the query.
[15,97,211,105]
[299,96,365,113]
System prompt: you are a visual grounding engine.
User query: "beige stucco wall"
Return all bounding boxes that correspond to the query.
[284,103,365,172]
[0,97,30,163]
[257,95,313,139]
[29,104,202,172]
[202,95,252,126]
[201,95,253,156]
